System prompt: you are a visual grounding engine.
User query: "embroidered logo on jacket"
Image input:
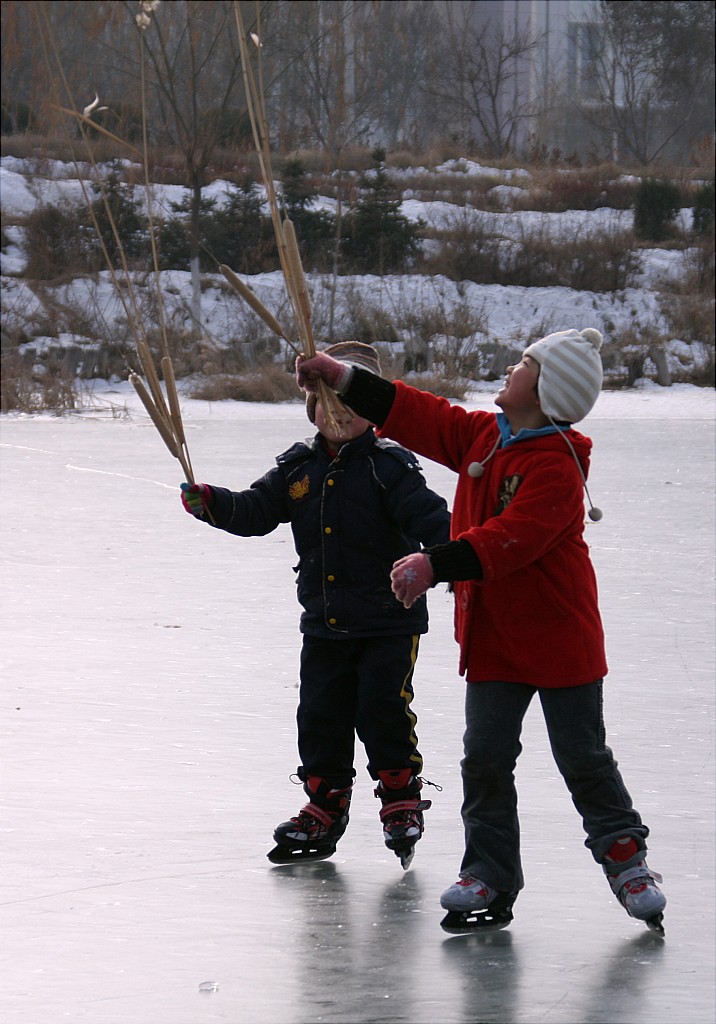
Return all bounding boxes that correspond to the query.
[494,474,522,515]
[288,474,310,501]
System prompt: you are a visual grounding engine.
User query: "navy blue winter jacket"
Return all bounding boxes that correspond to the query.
[208,428,451,639]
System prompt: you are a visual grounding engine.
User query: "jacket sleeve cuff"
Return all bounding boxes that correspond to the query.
[341,366,396,427]
[426,539,483,582]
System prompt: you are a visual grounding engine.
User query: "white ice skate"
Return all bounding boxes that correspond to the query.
[607,862,666,935]
[439,874,517,934]
[440,874,498,912]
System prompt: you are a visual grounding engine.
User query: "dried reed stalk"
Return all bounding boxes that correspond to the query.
[219,264,296,349]
[56,106,142,157]
[233,1,344,432]
[282,220,337,419]
[161,356,194,480]
[38,1,197,486]
[129,373,179,462]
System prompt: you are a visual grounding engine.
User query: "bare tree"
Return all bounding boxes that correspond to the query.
[14,1,261,333]
[266,1,376,156]
[3,1,132,137]
[349,0,443,152]
[264,1,382,333]
[432,1,542,158]
[574,1,715,165]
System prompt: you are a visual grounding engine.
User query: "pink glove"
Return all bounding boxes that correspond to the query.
[180,482,213,519]
[296,352,352,394]
[390,553,434,609]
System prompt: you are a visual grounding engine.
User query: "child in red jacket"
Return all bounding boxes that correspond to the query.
[297,328,667,934]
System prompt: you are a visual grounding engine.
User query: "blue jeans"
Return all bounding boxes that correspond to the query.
[460,680,649,892]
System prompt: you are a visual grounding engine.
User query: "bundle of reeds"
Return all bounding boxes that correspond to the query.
[41,0,344,483]
[42,0,195,484]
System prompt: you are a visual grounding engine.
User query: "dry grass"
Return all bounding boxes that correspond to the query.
[188,363,300,402]
[0,351,79,413]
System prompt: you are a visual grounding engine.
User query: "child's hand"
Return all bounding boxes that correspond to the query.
[180,482,213,520]
[390,553,434,609]
[296,352,352,394]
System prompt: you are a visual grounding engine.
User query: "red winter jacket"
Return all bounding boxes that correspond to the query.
[380,382,608,688]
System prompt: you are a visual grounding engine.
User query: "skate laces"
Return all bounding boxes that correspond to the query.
[418,776,443,792]
[380,797,431,823]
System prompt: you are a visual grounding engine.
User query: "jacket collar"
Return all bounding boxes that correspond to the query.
[315,427,376,460]
[497,411,568,448]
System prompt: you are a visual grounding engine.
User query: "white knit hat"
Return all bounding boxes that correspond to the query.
[523,328,603,423]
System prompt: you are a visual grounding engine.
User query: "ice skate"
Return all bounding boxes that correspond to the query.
[440,874,517,933]
[268,777,351,864]
[375,770,432,869]
[604,836,666,935]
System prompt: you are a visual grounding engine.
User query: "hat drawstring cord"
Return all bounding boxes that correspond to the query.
[549,417,604,522]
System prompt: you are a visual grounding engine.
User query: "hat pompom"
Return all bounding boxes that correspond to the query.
[580,328,603,352]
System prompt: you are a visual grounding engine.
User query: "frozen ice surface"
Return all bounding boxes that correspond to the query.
[1,386,714,1023]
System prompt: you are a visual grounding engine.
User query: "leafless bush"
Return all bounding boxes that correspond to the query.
[400,293,491,380]
[188,363,300,403]
[0,350,79,413]
[600,326,666,387]
[421,207,505,283]
[680,236,715,295]
[400,371,469,400]
[519,167,636,212]
[650,234,715,384]
[505,224,639,291]
[653,240,715,386]
[664,292,716,347]
[320,281,401,346]
[422,210,638,291]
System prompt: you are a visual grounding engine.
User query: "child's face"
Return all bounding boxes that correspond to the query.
[495,354,542,415]
[315,399,371,445]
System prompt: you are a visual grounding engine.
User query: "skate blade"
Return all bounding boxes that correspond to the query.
[645,913,665,937]
[267,842,337,864]
[396,846,415,870]
[440,903,514,935]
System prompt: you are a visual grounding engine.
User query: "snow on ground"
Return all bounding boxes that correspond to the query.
[0,386,714,1024]
[1,266,676,361]
[1,156,707,383]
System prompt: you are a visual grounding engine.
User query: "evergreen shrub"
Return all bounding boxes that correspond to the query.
[280,159,335,272]
[634,179,682,241]
[342,148,421,274]
[89,162,148,266]
[692,181,715,237]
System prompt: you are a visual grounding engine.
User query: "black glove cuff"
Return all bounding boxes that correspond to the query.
[425,539,483,582]
[341,367,396,427]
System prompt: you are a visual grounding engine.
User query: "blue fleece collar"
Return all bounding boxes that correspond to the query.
[496,411,569,447]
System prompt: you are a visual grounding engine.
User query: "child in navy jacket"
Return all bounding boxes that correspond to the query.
[181,342,450,867]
